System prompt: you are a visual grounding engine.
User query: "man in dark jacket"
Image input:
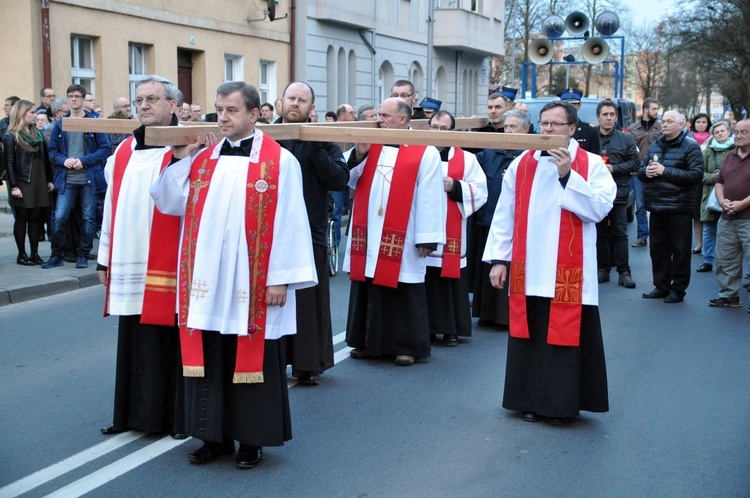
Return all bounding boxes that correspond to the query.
[276,81,349,385]
[628,98,662,247]
[595,100,640,288]
[44,84,110,269]
[559,89,600,153]
[637,110,703,303]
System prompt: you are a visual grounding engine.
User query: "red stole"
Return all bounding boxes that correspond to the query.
[350,144,426,288]
[104,136,180,326]
[441,148,466,279]
[509,148,589,347]
[178,138,281,383]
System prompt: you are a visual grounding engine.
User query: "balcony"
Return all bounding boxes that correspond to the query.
[309,0,377,30]
[433,2,504,57]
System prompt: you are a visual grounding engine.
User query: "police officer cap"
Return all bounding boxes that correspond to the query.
[420,97,442,111]
[558,89,583,104]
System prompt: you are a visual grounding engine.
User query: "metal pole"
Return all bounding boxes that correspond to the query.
[426,0,435,98]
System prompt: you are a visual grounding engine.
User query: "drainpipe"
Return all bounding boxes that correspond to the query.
[426,0,434,98]
[359,29,377,104]
[41,0,51,88]
[290,0,296,82]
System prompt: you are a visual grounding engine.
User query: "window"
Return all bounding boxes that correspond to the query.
[225,54,243,82]
[129,43,149,113]
[259,60,276,105]
[71,36,95,93]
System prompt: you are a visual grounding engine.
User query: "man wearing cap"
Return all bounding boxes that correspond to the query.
[497,86,519,107]
[420,97,442,119]
[559,89,600,154]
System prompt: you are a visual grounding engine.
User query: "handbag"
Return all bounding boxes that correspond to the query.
[706,186,723,213]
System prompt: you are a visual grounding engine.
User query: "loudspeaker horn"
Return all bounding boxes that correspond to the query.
[594,11,620,36]
[529,38,554,65]
[541,15,565,39]
[565,11,590,36]
[582,37,610,64]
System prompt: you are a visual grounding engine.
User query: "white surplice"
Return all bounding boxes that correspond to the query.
[482,139,616,305]
[425,147,488,269]
[98,142,172,316]
[151,130,317,339]
[342,145,445,283]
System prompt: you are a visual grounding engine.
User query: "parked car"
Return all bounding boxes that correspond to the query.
[517,96,637,131]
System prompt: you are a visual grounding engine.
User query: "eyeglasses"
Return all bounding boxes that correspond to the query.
[429,125,451,131]
[391,93,414,99]
[538,121,571,128]
[132,96,166,107]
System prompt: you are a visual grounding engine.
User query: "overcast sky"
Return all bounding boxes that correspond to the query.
[620,0,675,24]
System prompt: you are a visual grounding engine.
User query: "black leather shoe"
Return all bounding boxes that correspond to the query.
[522,412,541,423]
[171,433,188,440]
[29,253,44,265]
[664,292,684,303]
[188,440,234,464]
[548,417,575,426]
[642,289,669,299]
[236,445,263,469]
[696,263,713,273]
[443,334,459,347]
[297,373,319,386]
[17,255,35,266]
[100,425,126,435]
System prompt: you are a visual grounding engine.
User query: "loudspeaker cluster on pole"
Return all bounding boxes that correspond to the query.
[528,11,620,66]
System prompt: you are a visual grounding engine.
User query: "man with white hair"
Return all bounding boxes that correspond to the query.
[637,110,703,303]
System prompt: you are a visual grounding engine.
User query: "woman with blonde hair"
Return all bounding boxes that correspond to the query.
[3,99,54,265]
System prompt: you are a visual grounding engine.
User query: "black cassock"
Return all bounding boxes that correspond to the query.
[425,266,472,337]
[109,316,184,434]
[184,334,291,446]
[503,297,609,418]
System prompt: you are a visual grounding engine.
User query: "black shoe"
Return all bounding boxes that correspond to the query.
[171,433,188,440]
[17,255,35,266]
[522,412,541,423]
[696,263,713,273]
[297,373,319,386]
[443,334,459,347]
[477,319,496,327]
[29,253,44,265]
[642,288,669,299]
[236,445,262,469]
[100,424,126,435]
[350,348,369,359]
[429,333,438,342]
[618,272,636,289]
[188,440,234,464]
[548,417,575,426]
[597,269,610,283]
[42,256,64,269]
[664,292,684,303]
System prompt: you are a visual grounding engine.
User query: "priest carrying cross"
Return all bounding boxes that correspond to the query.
[343,97,445,367]
[483,100,616,426]
[150,81,317,469]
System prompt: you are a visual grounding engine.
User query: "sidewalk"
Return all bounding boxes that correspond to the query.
[0,184,100,306]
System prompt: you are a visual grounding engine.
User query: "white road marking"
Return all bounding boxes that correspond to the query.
[44,436,190,498]
[0,432,145,498]
[3,330,352,498]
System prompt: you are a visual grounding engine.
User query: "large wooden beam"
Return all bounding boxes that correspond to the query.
[64,117,565,150]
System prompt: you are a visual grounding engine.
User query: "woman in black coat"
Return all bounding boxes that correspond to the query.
[3,100,54,265]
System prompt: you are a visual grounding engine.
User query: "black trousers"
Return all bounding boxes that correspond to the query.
[596,203,630,274]
[649,212,692,296]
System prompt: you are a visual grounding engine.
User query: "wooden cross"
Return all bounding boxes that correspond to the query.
[61,117,568,150]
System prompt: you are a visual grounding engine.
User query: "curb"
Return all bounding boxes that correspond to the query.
[0,272,101,306]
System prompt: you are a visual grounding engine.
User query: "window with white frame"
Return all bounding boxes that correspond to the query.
[129,43,149,112]
[225,54,244,82]
[71,36,95,93]
[259,60,277,105]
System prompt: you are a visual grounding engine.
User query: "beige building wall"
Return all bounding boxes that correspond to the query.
[1,0,290,114]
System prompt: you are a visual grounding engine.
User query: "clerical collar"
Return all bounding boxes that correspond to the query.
[226,134,255,148]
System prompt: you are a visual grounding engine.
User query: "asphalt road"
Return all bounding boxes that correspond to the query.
[1,232,749,497]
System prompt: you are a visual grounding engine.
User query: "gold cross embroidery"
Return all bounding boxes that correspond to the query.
[351,226,367,252]
[379,233,404,259]
[446,238,460,254]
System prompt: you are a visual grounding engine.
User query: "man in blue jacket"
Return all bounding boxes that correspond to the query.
[44,84,110,269]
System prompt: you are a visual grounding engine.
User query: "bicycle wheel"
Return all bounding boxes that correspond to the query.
[327,218,338,276]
